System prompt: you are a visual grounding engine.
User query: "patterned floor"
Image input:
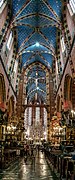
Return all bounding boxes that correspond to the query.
[0,152,56,180]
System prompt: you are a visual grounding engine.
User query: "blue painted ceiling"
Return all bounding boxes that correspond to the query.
[11,0,63,102]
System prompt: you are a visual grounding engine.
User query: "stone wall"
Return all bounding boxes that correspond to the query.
[0,3,8,32]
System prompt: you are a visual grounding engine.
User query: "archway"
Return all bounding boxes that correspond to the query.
[17,61,55,142]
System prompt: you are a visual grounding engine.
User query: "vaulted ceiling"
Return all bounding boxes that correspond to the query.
[11,0,63,103]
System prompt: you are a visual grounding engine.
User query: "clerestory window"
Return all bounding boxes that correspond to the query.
[7,31,13,50]
[60,37,66,53]
[0,0,4,8]
[69,0,75,14]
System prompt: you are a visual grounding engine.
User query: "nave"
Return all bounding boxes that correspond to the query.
[0,151,57,180]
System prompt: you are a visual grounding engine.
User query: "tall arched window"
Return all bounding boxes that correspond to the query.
[60,36,66,53]
[7,31,13,50]
[0,0,4,7]
[69,0,75,14]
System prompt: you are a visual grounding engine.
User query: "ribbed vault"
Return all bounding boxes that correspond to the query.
[11,0,63,105]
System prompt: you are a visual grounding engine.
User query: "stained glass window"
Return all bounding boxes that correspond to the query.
[28,107,32,126]
[0,0,4,8]
[24,108,28,129]
[36,107,40,123]
[7,31,13,50]
[43,108,47,127]
[60,37,65,53]
[69,0,75,14]
[14,60,18,73]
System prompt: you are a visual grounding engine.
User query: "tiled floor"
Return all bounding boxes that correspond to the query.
[0,152,56,180]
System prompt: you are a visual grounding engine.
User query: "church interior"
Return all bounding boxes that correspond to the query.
[0,0,75,179]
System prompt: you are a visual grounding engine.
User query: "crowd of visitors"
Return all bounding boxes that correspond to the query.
[24,144,41,163]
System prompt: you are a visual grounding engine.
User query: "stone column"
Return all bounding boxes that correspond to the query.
[46,70,51,141]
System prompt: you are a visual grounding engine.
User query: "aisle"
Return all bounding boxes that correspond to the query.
[0,152,56,180]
